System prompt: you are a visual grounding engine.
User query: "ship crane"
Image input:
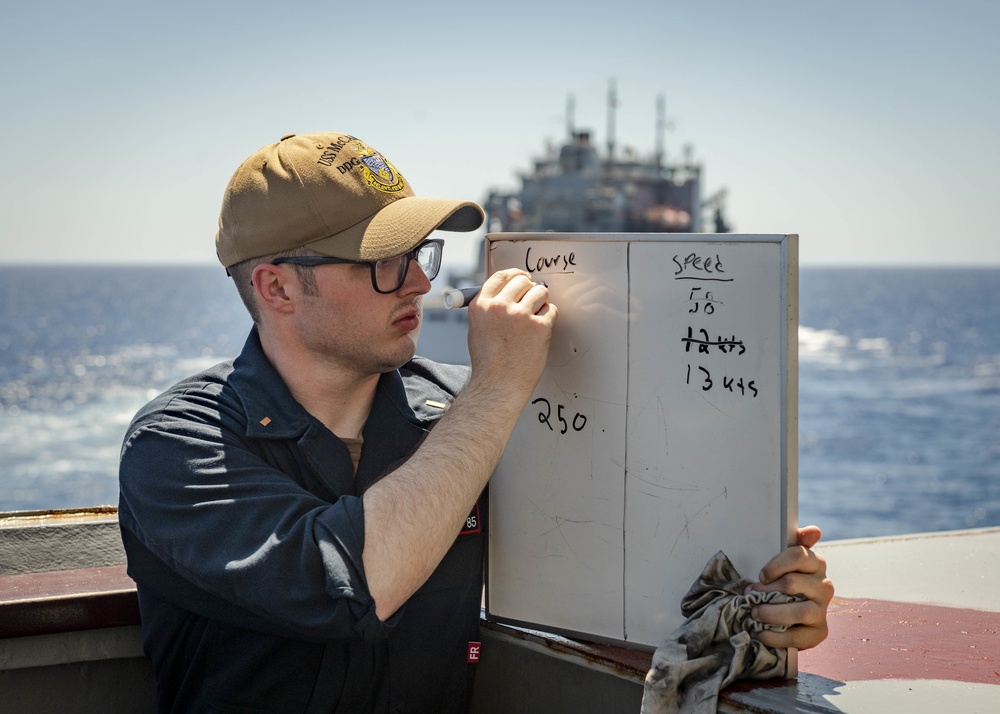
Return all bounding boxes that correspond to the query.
[701,188,731,233]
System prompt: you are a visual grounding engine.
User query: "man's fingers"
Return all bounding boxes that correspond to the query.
[466,269,557,398]
[797,525,822,549]
[479,268,530,295]
[753,568,834,600]
[752,597,827,630]
[753,623,830,651]
[749,570,834,652]
[496,273,538,302]
[751,569,835,634]
[476,270,551,316]
[759,543,827,585]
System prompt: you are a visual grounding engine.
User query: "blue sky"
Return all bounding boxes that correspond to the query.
[2,0,997,270]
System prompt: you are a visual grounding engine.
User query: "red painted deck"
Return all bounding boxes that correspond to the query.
[800,597,1000,685]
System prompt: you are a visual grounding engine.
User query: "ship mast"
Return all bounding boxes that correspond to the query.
[655,93,666,167]
[606,78,617,161]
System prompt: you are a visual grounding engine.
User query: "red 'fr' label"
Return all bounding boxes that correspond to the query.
[467,641,481,664]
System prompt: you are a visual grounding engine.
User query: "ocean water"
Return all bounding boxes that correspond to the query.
[1,265,997,541]
[796,268,1000,539]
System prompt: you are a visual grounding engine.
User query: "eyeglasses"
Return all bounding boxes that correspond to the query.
[271,239,444,294]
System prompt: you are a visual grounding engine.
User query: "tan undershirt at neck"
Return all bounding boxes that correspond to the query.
[341,437,363,476]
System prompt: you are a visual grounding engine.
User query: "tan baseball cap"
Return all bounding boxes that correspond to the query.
[215,132,485,268]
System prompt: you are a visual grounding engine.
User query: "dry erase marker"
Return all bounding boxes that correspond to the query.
[442,282,547,309]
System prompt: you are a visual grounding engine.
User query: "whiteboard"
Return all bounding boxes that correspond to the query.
[484,233,798,649]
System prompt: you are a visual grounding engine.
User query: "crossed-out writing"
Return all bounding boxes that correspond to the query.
[681,326,746,355]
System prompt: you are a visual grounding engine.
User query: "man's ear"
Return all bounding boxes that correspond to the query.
[252,264,295,315]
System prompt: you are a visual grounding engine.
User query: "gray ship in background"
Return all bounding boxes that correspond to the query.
[421,80,732,365]
[482,79,731,237]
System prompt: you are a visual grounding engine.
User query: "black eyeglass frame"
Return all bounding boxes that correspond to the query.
[270,238,444,294]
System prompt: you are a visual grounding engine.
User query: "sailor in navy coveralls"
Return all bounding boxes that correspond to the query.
[120,131,558,712]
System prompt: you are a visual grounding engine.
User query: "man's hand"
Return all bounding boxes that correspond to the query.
[745,525,834,650]
[466,269,557,402]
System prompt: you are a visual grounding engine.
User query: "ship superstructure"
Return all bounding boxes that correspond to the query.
[482,80,730,236]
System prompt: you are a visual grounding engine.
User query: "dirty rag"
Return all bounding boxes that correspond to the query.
[640,550,803,714]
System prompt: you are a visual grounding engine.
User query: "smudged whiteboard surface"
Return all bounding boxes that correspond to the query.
[485,233,798,649]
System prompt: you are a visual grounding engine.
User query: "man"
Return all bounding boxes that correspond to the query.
[119,132,831,713]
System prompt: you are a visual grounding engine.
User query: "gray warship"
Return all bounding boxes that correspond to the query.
[482,80,730,236]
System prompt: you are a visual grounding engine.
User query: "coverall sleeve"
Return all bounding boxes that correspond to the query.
[118,384,394,643]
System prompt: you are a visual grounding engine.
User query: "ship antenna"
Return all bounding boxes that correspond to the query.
[566,93,575,137]
[607,77,617,161]
[656,93,666,167]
